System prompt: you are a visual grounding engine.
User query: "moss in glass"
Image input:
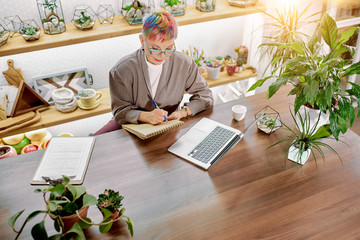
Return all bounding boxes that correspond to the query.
[4,15,22,37]
[0,23,10,47]
[196,0,215,12]
[161,0,186,16]
[255,106,282,134]
[37,0,66,35]
[72,6,96,31]
[97,5,115,24]
[121,0,155,25]
[19,19,41,41]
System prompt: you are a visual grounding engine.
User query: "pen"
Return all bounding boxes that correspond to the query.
[151,99,168,121]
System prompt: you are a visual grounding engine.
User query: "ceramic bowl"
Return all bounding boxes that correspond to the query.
[55,97,77,113]
[52,88,75,105]
[0,145,18,159]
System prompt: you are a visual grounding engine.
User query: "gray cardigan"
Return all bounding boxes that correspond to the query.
[109,48,214,125]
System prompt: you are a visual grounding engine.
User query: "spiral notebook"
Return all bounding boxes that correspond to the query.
[122,120,184,140]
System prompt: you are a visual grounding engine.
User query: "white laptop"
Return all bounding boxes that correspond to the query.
[168,117,259,170]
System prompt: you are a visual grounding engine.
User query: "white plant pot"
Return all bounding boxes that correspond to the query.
[288,145,311,165]
[297,105,329,133]
[206,66,220,80]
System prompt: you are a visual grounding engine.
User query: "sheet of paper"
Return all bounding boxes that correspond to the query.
[32,137,95,184]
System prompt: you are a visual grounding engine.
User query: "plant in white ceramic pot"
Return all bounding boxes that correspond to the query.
[249,13,360,140]
[204,58,221,80]
[269,106,342,166]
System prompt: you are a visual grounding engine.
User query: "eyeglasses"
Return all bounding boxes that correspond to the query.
[143,35,176,56]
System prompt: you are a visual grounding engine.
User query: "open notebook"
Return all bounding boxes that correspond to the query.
[122,120,184,140]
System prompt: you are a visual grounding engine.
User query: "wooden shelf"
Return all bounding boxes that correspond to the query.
[0,1,265,57]
[1,68,256,137]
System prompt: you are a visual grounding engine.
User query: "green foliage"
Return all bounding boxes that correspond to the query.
[97,189,124,212]
[8,176,134,239]
[182,46,204,67]
[75,11,93,26]
[258,2,321,74]
[164,0,182,7]
[42,0,57,12]
[250,13,360,140]
[204,58,220,68]
[268,106,342,167]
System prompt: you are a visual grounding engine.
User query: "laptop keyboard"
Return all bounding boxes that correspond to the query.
[188,126,236,164]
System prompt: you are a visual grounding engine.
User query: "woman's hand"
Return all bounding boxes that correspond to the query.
[168,106,192,120]
[138,109,168,125]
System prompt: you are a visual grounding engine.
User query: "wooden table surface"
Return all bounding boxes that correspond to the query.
[1,86,360,239]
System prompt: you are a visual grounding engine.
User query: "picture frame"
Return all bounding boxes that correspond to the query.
[32,68,93,105]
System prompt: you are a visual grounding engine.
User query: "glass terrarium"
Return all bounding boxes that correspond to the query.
[196,0,215,12]
[255,106,282,134]
[37,0,66,35]
[121,0,155,25]
[72,6,96,30]
[161,0,186,16]
[19,19,41,41]
[0,23,10,47]
[4,15,22,37]
[97,5,115,24]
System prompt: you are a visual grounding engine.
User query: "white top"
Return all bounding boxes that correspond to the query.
[145,55,164,98]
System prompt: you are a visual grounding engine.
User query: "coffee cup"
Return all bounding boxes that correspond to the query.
[78,89,102,108]
[232,105,247,121]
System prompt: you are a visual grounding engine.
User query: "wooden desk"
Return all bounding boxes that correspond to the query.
[1,68,256,138]
[1,87,360,239]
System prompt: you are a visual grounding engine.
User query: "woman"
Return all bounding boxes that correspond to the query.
[94,11,213,135]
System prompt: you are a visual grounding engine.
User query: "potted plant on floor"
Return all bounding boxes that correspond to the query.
[97,189,134,235]
[249,13,360,140]
[8,176,134,239]
[268,106,342,166]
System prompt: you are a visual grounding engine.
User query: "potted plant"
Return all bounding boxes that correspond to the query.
[204,58,221,80]
[196,0,215,12]
[73,8,96,31]
[216,56,225,72]
[255,105,282,134]
[182,46,205,73]
[235,45,248,65]
[121,0,154,25]
[36,0,66,35]
[161,0,186,16]
[268,106,342,166]
[225,58,237,76]
[249,13,360,140]
[19,25,41,41]
[8,176,134,239]
[97,189,134,235]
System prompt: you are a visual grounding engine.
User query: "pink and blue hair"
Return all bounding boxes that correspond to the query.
[142,11,178,42]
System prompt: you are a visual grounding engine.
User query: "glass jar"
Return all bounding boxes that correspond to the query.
[0,23,10,47]
[36,0,66,35]
[19,19,41,41]
[196,0,215,12]
[121,0,155,25]
[97,5,115,24]
[161,0,186,16]
[72,6,96,31]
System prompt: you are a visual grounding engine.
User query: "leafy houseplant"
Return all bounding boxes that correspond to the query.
[162,0,186,16]
[38,0,66,34]
[182,46,204,68]
[249,13,360,140]
[269,106,342,166]
[8,176,134,239]
[74,11,95,30]
[20,26,41,41]
[258,2,320,74]
[204,58,221,80]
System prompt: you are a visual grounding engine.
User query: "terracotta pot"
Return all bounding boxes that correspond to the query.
[49,206,89,233]
[0,145,17,159]
[226,64,236,76]
[101,209,120,220]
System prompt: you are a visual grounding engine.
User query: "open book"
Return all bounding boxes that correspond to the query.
[122,120,184,140]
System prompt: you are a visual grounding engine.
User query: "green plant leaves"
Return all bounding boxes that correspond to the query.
[247,76,272,92]
[320,13,338,49]
[343,61,360,77]
[63,202,79,214]
[31,220,48,240]
[311,124,332,139]
[125,216,134,237]
[49,184,65,197]
[278,43,304,55]
[48,200,68,212]
[338,27,358,45]
[99,218,113,233]
[83,194,97,207]
[8,209,25,229]
[65,222,86,240]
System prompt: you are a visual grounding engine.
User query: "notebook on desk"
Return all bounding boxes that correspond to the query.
[168,116,261,170]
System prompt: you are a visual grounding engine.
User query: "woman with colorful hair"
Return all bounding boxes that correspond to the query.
[94,11,213,134]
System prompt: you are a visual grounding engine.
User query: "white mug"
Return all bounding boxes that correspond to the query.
[232,105,247,121]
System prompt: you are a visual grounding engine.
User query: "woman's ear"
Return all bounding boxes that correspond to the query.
[139,34,144,47]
